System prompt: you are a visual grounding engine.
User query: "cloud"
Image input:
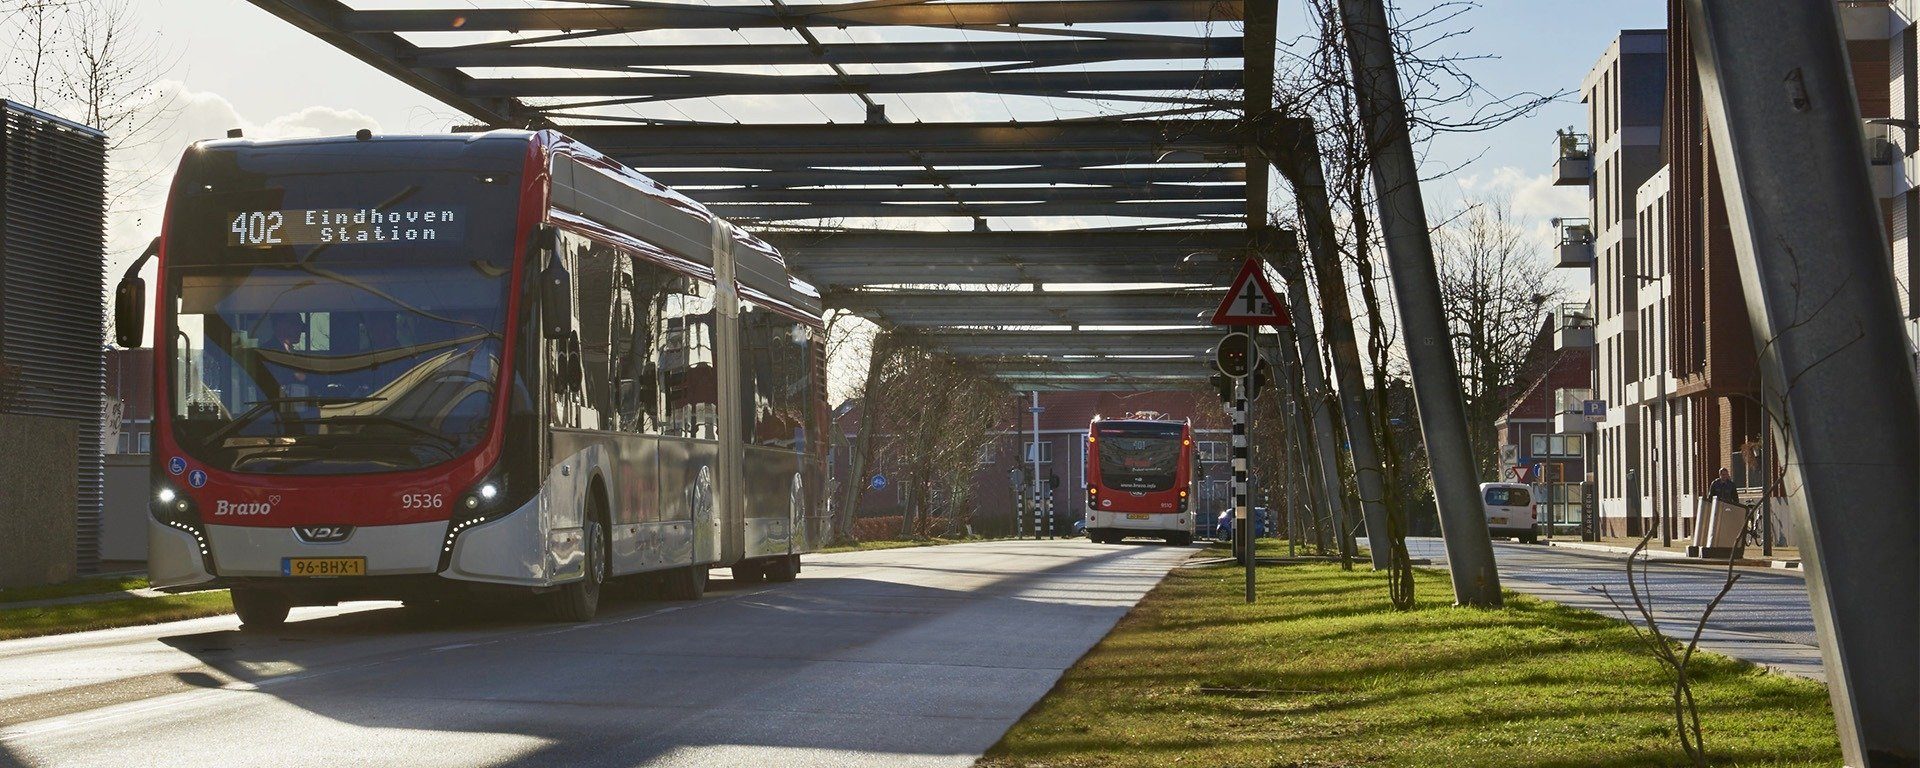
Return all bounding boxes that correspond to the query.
[106,82,383,275]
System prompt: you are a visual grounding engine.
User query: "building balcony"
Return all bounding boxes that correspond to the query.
[1864,118,1901,198]
[1554,218,1594,268]
[1840,0,1894,41]
[1554,388,1598,434]
[1552,302,1595,350]
[1553,130,1592,186]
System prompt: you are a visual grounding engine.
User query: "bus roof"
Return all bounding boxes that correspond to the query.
[184,129,821,316]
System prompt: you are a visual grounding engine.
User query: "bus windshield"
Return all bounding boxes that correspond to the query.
[1096,422,1184,492]
[163,167,522,475]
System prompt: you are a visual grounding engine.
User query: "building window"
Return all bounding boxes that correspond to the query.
[1023,440,1052,463]
[1198,441,1228,463]
[1529,434,1584,458]
[976,443,998,466]
[136,431,151,453]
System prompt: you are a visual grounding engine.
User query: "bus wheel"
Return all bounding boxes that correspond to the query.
[763,555,798,583]
[665,565,707,601]
[1168,533,1193,547]
[547,515,606,622]
[731,560,764,584]
[232,587,290,631]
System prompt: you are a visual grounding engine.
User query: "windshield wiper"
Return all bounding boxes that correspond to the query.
[291,414,462,453]
[204,395,386,445]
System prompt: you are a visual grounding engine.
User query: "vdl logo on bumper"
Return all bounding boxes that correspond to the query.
[295,525,353,543]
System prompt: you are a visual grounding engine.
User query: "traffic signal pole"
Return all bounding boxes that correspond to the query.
[1339,0,1503,606]
[1685,1,1919,761]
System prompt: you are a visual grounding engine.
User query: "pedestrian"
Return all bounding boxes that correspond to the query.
[1709,467,1739,507]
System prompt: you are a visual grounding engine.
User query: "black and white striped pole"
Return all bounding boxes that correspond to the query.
[1216,331,1258,603]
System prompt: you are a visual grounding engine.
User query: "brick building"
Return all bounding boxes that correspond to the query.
[1495,314,1594,535]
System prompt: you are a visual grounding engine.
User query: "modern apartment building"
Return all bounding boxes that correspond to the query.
[1561,4,1907,542]
[1849,1,1920,359]
[1560,30,1667,537]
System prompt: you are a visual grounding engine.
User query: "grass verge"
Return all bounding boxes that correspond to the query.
[0,576,150,604]
[980,552,1840,768]
[0,592,233,641]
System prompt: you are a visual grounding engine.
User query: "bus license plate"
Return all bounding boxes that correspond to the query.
[283,557,365,577]
[1126,513,1151,520]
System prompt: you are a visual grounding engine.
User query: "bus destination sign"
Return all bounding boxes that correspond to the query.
[227,207,464,247]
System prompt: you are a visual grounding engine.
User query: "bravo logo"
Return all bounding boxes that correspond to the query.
[214,499,274,516]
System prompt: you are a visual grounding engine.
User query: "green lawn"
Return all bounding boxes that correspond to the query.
[0,591,234,641]
[0,575,150,604]
[980,554,1840,768]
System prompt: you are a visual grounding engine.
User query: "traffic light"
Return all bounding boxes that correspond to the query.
[1214,332,1257,378]
[1249,362,1271,398]
[1210,373,1233,404]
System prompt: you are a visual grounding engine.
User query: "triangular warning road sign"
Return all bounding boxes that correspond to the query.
[1211,257,1292,327]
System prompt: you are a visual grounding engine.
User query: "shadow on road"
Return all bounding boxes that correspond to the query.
[4,541,1182,768]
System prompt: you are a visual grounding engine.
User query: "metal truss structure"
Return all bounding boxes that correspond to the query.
[248,0,1282,390]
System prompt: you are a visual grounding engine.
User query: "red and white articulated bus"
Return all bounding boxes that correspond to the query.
[113,130,828,628]
[1083,416,1195,546]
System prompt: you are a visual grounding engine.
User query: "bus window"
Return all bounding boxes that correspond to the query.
[657,275,717,440]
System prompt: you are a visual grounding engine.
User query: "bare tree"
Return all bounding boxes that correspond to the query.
[55,0,177,208]
[1269,0,1563,605]
[1436,195,1560,479]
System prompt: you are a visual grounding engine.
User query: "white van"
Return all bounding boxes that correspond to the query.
[1480,482,1539,544]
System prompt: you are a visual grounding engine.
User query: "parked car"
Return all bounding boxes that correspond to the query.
[1480,482,1539,543]
[1214,507,1274,541]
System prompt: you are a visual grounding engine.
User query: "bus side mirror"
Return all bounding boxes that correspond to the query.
[113,238,160,348]
[114,276,145,348]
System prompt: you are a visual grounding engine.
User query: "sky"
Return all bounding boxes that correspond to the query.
[51,0,1665,388]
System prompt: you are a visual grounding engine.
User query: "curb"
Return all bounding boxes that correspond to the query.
[1543,540,1803,571]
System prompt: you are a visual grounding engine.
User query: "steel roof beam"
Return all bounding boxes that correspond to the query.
[619,149,1239,169]
[764,229,1253,256]
[340,2,1244,33]
[797,263,1231,286]
[833,286,1221,311]
[643,165,1247,189]
[918,329,1225,356]
[411,38,1244,69]
[977,358,1213,377]
[465,69,1243,99]
[713,199,1242,221]
[246,0,524,125]
[569,120,1249,155]
[687,183,1245,205]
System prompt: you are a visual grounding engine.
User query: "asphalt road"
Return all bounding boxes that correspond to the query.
[1403,537,1824,680]
[0,539,1193,768]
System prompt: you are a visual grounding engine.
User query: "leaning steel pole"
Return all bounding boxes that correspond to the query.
[1270,326,1330,552]
[1270,229,1361,565]
[1338,0,1502,605]
[1685,1,1919,763]
[1268,122,1393,570]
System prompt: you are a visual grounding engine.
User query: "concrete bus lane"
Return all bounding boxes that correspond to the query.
[0,538,1192,768]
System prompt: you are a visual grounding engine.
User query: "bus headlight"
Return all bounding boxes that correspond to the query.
[444,476,505,559]
[151,484,209,557]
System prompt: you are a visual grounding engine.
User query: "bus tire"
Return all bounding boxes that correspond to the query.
[232,587,290,631]
[731,561,764,584]
[763,555,798,583]
[547,513,607,622]
[1168,533,1192,547]
[665,565,707,601]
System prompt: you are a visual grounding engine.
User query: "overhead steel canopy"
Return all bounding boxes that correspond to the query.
[247,0,1281,390]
